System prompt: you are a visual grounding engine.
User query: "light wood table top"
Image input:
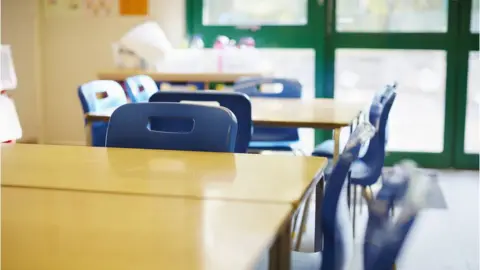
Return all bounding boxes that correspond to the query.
[2,186,291,270]
[98,70,267,83]
[1,144,326,206]
[250,98,364,129]
[86,97,365,129]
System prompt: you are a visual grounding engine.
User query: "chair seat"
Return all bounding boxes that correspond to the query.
[248,140,299,151]
[311,139,335,158]
[350,160,375,186]
[255,251,322,270]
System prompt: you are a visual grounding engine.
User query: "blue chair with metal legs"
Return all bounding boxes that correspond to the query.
[78,80,128,147]
[255,122,376,270]
[106,102,238,152]
[234,77,301,152]
[312,84,396,158]
[348,91,397,237]
[364,161,428,270]
[149,91,251,153]
[124,75,159,103]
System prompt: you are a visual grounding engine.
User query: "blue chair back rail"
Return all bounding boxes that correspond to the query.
[234,77,301,145]
[124,75,159,103]
[320,122,376,270]
[149,91,251,153]
[351,92,397,186]
[106,102,238,152]
[78,80,128,147]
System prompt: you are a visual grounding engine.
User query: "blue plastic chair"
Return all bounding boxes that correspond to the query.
[312,84,396,158]
[349,92,396,187]
[255,122,376,270]
[106,102,238,152]
[78,80,128,147]
[149,91,251,153]
[363,166,421,270]
[234,77,301,151]
[124,75,159,102]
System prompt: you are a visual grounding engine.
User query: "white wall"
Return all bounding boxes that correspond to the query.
[2,0,185,145]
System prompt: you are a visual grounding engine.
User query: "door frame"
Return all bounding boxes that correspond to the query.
[452,0,479,169]
[323,0,476,169]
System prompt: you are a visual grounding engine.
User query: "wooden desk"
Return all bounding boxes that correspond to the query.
[2,186,292,270]
[98,70,267,89]
[1,144,326,207]
[85,97,364,159]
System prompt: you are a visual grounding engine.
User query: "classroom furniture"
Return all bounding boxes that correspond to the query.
[256,122,376,270]
[2,143,327,268]
[85,97,365,161]
[1,186,292,270]
[234,77,301,152]
[106,103,238,152]
[149,91,252,153]
[363,164,424,270]
[1,144,326,206]
[78,80,127,147]
[124,74,159,102]
[312,84,396,158]
[98,70,267,91]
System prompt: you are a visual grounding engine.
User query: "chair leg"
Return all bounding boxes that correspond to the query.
[295,194,312,251]
[347,176,352,210]
[352,185,357,239]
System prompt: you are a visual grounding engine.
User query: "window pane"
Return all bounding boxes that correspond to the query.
[202,0,307,26]
[335,49,446,152]
[472,0,479,33]
[465,51,479,153]
[337,0,448,32]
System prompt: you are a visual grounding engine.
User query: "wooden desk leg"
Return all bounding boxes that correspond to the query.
[85,122,93,146]
[314,174,325,252]
[333,128,341,162]
[269,219,291,270]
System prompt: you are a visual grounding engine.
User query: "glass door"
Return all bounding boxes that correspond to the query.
[453,0,479,169]
[325,0,462,168]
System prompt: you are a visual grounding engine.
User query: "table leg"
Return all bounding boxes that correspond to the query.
[85,122,93,146]
[333,127,341,162]
[314,174,325,252]
[269,219,291,270]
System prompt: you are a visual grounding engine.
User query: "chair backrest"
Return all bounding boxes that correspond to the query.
[78,80,128,114]
[321,122,376,270]
[149,91,251,153]
[359,92,397,184]
[124,75,159,102]
[234,77,302,142]
[106,102,238,152]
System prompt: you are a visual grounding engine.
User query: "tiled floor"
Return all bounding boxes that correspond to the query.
[298,170,479,270]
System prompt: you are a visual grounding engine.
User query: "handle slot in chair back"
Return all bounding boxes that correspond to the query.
[106,102,238,153]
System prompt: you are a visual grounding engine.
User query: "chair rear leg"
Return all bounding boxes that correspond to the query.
[352,185,357,238]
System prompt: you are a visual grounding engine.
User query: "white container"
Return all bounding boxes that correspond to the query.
[1,45,17,91]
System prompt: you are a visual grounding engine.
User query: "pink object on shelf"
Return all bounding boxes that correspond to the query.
[214,36,229,73]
